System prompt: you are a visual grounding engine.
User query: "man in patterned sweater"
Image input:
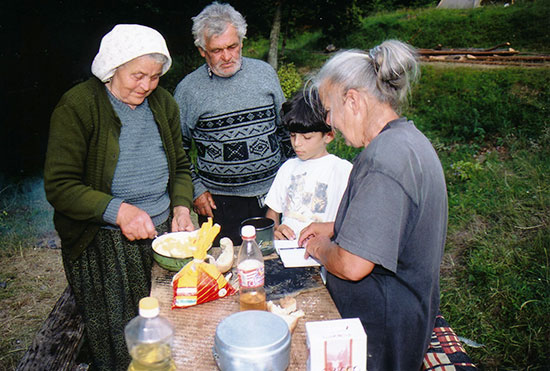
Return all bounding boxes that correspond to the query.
[174,2,291,245]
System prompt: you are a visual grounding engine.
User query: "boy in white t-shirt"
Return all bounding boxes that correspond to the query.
[265,91,353,240]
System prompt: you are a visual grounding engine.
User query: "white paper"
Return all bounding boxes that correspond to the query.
[275,240,321,268]
[279,248,321,268]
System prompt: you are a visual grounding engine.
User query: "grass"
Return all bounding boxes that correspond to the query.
[0,178,55,247]
[409,65,550,143]
[347,0,550,52]
[436,140,550,368]
[406,66,549,368]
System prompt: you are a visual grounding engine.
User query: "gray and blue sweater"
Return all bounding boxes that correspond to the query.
[174,57,292,200]
[102,90,170,226]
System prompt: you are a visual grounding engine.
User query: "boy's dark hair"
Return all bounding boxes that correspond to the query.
[281,90,331,133]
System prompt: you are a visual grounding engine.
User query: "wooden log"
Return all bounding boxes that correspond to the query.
[417,48,519,56]
[484,42,511,51]
[420,57,548,67]
[481,55,550,62]
[16,285,85,371]
[421,54,550,63]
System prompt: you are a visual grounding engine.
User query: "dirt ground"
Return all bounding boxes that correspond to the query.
[0,238,67,370]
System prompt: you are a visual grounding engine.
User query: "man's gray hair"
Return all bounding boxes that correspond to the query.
[313,40,419,113]
[192,2,247,49]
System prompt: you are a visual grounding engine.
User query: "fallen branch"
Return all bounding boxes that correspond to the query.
[514,224,544,230]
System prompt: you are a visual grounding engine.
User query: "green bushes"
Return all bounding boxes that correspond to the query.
[278,30,328,69]
[277,63,304,99]
[160,53,204,93]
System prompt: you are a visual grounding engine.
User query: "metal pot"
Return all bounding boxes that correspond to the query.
[213,311,291,371]
[241,217,275,256]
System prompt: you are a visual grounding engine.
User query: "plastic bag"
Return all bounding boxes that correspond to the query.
[171,218,236,308]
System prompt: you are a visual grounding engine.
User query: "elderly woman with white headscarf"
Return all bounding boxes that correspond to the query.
[44,24,193,370]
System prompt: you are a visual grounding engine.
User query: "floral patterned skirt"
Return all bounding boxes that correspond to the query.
[62,221,169,371]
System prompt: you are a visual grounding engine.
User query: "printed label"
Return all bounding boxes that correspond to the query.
[238,259,265,288]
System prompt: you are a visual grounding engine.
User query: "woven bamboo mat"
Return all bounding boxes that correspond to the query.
[150,262,341,370]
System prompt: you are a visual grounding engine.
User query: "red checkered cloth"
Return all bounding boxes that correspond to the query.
[423,314,478,370]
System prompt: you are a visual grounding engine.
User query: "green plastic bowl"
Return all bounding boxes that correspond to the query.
[152,231,198,272]
[152,250,193,272]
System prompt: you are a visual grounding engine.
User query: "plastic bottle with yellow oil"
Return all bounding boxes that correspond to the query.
[125,297,176,371]
[237,225,267,311]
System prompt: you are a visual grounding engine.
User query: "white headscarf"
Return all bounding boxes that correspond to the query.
[91,24,172,82]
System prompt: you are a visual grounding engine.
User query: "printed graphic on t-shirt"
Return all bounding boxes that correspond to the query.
[285,171,328,222]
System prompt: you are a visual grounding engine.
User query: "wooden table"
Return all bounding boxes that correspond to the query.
[150,260,341,370]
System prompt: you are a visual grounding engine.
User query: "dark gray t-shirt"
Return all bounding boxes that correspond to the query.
[328,118,448,370]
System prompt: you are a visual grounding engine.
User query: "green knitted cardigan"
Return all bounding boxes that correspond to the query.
[44,77,193,261]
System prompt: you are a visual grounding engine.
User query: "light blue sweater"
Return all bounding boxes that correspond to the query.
[174,57,291,200]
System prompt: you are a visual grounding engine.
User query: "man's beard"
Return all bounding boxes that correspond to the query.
[211,52,242,78]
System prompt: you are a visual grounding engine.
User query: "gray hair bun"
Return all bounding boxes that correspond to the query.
[368,40,419,110]
[313,39,419,113]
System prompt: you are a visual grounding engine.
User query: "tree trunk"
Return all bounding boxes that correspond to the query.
[268,2,282,71]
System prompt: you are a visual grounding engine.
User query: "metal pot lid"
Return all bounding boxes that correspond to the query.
[215,311,290,353]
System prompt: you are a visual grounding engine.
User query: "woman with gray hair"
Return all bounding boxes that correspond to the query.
[44,24,193,370]
[299,40,448,370]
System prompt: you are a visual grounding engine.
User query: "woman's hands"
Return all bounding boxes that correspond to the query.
[117,203,157,240]
[299,221,375,281]
[172,206,194,232]
[298,222,334,263]
[298,222,334,247]
[116,204,195,241]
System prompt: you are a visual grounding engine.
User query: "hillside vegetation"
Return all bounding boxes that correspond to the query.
[347,0,550,52]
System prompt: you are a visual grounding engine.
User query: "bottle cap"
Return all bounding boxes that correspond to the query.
[139,297,160,318]
[241,225,256,239]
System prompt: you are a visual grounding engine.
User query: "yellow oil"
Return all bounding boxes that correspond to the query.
[239,291,267,311]
[128,343,176,371]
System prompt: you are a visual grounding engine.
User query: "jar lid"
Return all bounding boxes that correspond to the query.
[139,297,160,318]
[241,225,256,238]
[215,311,290,355]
